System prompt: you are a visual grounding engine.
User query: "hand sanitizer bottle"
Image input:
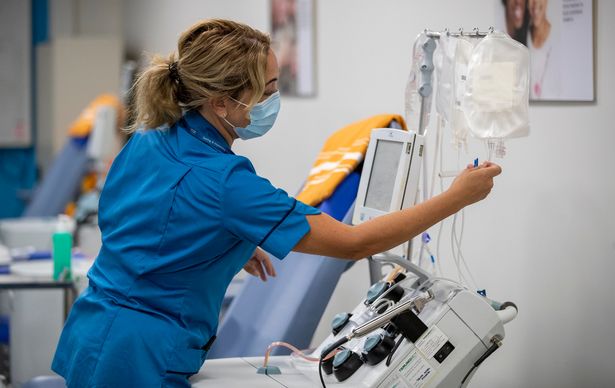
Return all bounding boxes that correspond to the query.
[53,215,73,281]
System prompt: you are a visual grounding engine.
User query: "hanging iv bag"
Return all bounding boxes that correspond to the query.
[462,31,530,149]
[434,33,456,123]
[449,36,479,150]
[405,33,436,133]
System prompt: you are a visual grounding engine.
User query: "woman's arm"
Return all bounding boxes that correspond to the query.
[293,163,501,260]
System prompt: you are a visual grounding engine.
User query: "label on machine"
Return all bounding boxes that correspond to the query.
[415,325,449,360]
[379,348,434,388]
[378,326,449,388]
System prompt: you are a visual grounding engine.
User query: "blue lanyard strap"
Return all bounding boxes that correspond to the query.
[182,120,232,154]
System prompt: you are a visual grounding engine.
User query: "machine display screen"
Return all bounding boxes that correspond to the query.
[364,140,403,212]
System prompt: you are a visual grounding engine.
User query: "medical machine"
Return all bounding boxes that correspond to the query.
[288,261,517,387]
[195,262,517,388]
[288,95,517,386]
[353,129,424,225]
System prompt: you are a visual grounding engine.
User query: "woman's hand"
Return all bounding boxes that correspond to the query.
[448,162,502,207]
[243,248,277,282]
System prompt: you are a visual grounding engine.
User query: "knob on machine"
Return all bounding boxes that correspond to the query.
[363,333,396,365]
[331,312,352,335]
[332,349,363,382]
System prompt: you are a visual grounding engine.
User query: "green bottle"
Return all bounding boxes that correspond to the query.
[53,215,73,281]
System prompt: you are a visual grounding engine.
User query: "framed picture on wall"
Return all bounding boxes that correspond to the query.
[497,0,594,101]
[271,0,316,97]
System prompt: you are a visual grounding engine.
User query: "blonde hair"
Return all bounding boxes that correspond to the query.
[128,19,271,132]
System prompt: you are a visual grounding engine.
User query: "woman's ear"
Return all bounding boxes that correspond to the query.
[209,97,228,118]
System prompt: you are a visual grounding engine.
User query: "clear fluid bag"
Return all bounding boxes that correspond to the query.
[462,31,530,141]
[450,36,478,149]
[434,33,456,124]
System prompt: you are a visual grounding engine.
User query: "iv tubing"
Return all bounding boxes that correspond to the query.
[368,278,410,313]
[435,116,446,277]
[262,341,339,369]
[456,210,479,289]
[419,116,444,269]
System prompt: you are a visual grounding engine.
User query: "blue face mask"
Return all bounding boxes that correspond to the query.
[224,91,281,140]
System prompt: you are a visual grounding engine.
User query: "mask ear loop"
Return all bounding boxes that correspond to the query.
[213,97,237,131]
[221,95,253,135]
[221,116,238,130]
[229,95,249,108]
[227,95,253,126]
[222,94,250,128]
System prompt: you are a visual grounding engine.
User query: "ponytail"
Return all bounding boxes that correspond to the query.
[126,54,183,132]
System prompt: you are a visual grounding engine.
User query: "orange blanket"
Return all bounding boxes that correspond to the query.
[68,94,124,138]
[296,114,406,206]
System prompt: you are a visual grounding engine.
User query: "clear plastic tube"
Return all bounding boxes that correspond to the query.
[450,213,466,284]
[370,298,395,314]
[456,210,479,290]
[367,278,410,313]
[418,140,430,268]
[435,116,446,277]
[487,139,496,161]
[450,210,479,291]
[419,116,444,269]
[429,116,443,200]
[262,341,340,369]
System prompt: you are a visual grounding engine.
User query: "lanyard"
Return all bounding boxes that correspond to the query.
[182,120,232,154]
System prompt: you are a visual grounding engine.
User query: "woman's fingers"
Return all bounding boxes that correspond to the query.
[254,259,267,281]
[254,249,276,277]
[262,255,276,277]
[245,249,278,282]
[484,163,502,176]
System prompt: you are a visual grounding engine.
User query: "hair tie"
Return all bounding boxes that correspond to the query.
[168,61,181,83]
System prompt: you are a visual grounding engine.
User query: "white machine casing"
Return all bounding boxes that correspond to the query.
[352,128,425,225]
[291,271,512,387]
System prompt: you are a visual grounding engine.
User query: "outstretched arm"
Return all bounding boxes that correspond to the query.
[293,163,502,260]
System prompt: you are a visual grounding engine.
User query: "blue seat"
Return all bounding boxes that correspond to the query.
[208,171,361,358]
[23,139,89,217]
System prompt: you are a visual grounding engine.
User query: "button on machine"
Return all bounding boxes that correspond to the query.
[362,333,396,366]
[332,349,363,382]
[331,312,352,335]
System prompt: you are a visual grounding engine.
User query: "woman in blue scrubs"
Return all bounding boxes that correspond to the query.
[52,19,501,387]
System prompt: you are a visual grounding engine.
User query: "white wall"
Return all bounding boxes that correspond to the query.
[123,1,615,386]
[37,0,124,167]
[50,0,124,37]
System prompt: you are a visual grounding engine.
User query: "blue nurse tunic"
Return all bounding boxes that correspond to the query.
[51,110,320,387]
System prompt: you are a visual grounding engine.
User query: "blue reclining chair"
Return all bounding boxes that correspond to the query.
[208,171,361,358]
[23,138,89,217]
